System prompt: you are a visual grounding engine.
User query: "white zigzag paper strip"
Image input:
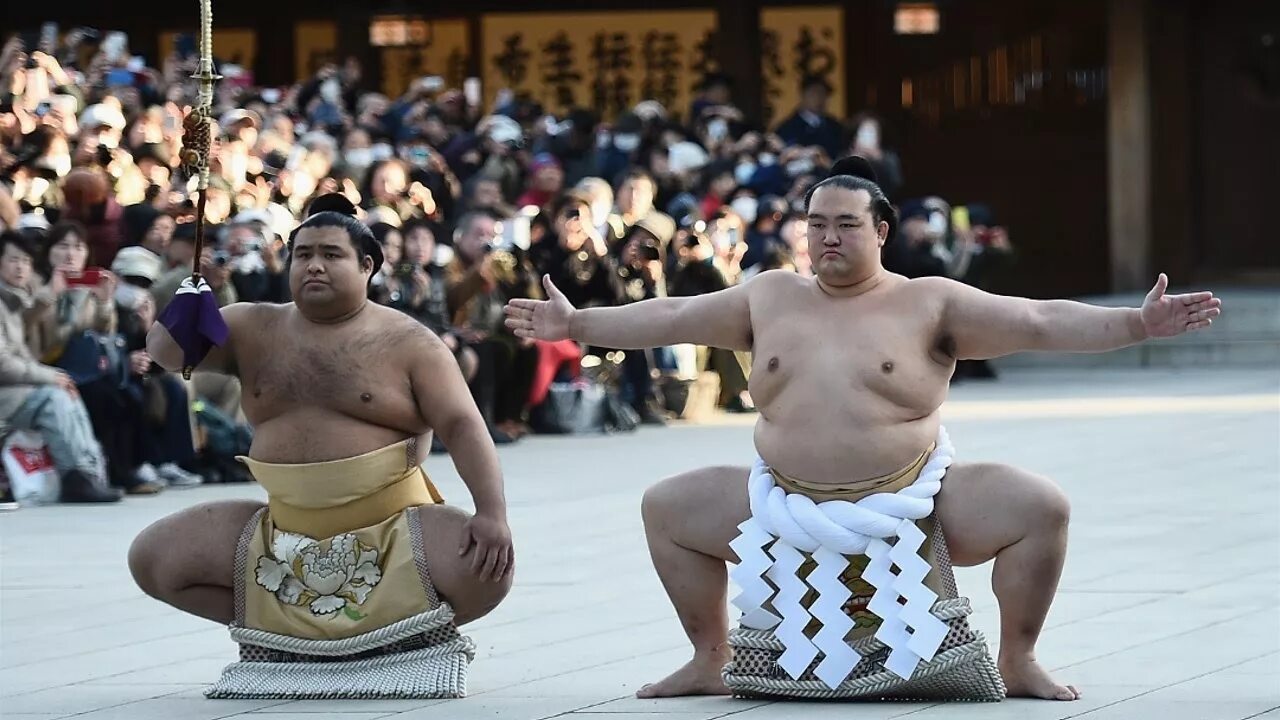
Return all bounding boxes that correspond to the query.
[728,518,780,630]
[727,426,957,686]
[766,541,819,679]
[807,546,859,689]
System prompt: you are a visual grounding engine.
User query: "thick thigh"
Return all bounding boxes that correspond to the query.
[128,500,264,603]
[414,504,512,626]
[641,465,752,563]
[935,461,1071,567]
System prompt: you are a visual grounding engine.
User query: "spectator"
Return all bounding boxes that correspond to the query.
[614,212,677,424]
[223,218,288,303]
[607,168,657,250]
[516,153,564,211]
[111,261,202,486]
[60,168,125,268]
[152,230,237,313]
[846,113,904,200]
[28,221,117,363]
[774,75,845,160]
[0,231,121,503]
[445,210,538,442]
[529,193,624,310]
[883,197,973,281]
[28,223,171,494]
[122,202,175,257]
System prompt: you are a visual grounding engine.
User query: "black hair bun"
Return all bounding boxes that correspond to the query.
[306,193,359,219]
[827,156,879,184]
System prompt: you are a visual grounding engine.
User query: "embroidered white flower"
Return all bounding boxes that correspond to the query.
[253,531,382,617]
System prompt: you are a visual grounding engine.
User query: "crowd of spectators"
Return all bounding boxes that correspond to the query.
[0,29,1013,508]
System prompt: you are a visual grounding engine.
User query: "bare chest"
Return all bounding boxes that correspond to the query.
[237,325,418,427]
[748,297,951,416]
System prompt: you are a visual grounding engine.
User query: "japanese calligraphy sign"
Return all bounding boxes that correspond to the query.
[380,19,470,98]
[760,6,846,127]
[295,21,337,81]
[481,11,717,119]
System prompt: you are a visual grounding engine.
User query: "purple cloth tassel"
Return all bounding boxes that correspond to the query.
[157,279,229,378]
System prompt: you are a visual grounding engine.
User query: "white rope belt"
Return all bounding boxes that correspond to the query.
[729,426,955,689]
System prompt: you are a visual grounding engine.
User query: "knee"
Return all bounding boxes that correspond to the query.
[1038,479,1071,530]
[981,462,1071,530]
[127,526,166,598]
[641,476,678,527]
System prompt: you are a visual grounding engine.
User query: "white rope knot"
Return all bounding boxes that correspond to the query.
[729,426,956,690]
[747,427,951,555]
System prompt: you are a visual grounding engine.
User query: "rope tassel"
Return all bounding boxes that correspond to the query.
[159,0,230,379]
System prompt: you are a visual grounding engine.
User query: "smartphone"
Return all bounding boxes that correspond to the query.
[464,77,482,108]
[65,268,106,287]
[855,121,879,150]
[105,68,134,87]
[707,117,729,141]
[419,75,444,93]
[260,88,281,104]
[101,31,127,63]
[950,206,971,233]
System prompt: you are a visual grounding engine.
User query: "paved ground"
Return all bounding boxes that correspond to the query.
[2,368,1278,720]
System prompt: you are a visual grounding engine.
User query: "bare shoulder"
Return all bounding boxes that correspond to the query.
[750,269,810,291]
[896,275,969,306]
[371,306,452,364]
[900,274,961,294]
[224,301,286,327]
[745,268,811,301]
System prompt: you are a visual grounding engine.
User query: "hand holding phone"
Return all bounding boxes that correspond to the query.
[64,267,106,287]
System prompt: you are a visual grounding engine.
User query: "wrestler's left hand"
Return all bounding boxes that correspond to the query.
[460,511,514,582]
[1140,273,1222,338]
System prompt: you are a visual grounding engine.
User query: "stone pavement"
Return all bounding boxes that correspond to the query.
[2,368,1278,720]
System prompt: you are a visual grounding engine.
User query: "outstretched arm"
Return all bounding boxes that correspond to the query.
[505,273,756,352]
[939,273,1221,360]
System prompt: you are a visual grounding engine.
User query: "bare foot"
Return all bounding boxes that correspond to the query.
[1000,656,1081,701]
[636,652,731,698]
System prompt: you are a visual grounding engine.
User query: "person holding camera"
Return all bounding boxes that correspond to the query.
[528,192,624,309]
[615,213,678,424]
[27,221,170,495]
[222,218,288,304]
[445,210,540,442]
[384,219,478,386]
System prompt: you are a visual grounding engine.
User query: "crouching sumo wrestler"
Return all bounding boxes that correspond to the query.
[504,157,1221,702]
[131,196,514,699]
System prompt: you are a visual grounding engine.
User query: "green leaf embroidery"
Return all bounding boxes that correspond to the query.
[342,606,367,621]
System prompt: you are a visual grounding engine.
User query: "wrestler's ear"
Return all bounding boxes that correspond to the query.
[877,220,889,246]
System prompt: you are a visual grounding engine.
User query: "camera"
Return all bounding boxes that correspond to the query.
[212,250,231,266]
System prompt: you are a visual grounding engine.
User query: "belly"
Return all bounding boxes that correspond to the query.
[248,409,425,464]
[752,410,940,486]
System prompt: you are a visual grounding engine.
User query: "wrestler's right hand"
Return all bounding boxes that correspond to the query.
[503,275,574,341]
[460,511,514,583]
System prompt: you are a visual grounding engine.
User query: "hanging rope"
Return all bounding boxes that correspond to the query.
[179,0,220,282]
[162,0,228,380]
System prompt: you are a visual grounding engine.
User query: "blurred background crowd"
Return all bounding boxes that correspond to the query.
[0,26,1018,506]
